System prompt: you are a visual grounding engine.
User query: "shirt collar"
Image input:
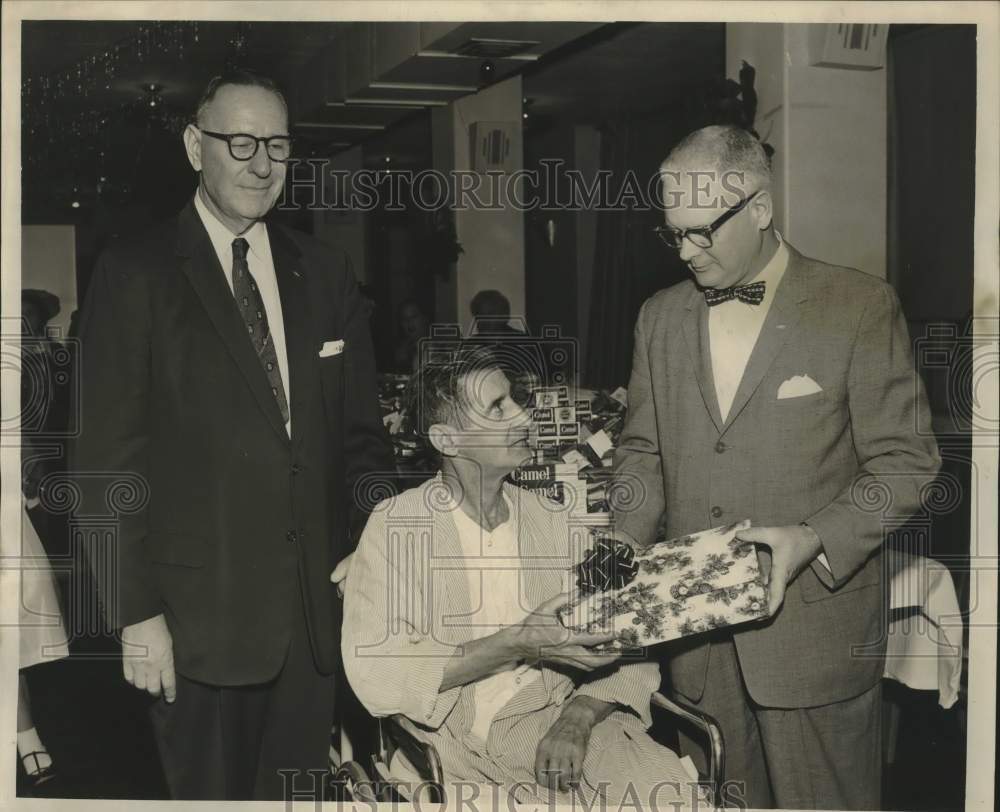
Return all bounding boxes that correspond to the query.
[739,231,788,306]
[193,189,269,267]
[750,231,788,290]
[448,485,515,539]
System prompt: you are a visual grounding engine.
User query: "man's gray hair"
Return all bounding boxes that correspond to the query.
[661,125,772,198]
[194,69,288,125]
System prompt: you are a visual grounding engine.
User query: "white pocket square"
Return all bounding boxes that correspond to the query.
[777,374,823,399]
[319,339,345,358]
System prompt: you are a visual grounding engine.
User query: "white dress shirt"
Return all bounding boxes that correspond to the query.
[708,235,789,423]
[193,191,291,434]
[449,493,542,745]
[706,236,832,570]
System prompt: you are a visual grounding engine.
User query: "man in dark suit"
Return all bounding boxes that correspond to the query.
[613,126,940,809]
[73,71,394,800]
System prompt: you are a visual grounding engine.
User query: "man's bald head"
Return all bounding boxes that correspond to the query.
[658,125,778,290]
[661,125,772,202]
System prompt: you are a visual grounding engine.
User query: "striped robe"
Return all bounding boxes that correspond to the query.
[342,474,698,806]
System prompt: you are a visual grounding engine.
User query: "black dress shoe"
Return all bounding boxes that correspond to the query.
[17,752,61,797]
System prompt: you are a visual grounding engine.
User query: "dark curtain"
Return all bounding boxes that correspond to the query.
[886,23,976,598]
[584,119,689,389]
[888,24,976,417]
[882,29,974,810]
[585,121,638,389]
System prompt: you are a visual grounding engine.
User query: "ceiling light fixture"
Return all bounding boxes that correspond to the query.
[296,122,387,131]
[142,82,163,109]
[369,81,477,93]
[344,98,449,108]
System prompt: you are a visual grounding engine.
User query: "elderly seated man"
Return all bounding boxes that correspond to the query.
[342,346,695,806]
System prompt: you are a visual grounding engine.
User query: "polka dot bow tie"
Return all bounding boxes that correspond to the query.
[703,281,766,307]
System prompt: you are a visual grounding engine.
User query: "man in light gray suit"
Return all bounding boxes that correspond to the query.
[613,125,940,809]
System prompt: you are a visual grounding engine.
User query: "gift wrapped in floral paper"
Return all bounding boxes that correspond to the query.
[558,520,769,649]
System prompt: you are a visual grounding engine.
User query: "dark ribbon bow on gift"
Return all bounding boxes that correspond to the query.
[575,537,640,594]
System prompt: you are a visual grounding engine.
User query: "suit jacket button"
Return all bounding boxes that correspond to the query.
[711,506,723,518]
[715,441,726,453]
[291,463,302,475]
[287,530,297,543]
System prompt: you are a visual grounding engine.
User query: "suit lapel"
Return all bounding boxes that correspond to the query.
[515,488,568,609]
[176,204,287,442]
[680,290,724,434]
[429,478,494,738]
[721,250,809,434]
[268,223,316,452]
[490,487,572,725]
[427,476,477,639]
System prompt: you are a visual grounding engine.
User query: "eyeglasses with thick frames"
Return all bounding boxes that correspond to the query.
[654,190,761,250]
[197,128,293,162]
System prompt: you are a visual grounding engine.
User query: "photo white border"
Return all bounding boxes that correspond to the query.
[2,2,996,810]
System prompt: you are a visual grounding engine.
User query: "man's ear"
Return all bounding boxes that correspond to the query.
[428,423,458,457]
[750,189,774,231]
[183,123,203,172]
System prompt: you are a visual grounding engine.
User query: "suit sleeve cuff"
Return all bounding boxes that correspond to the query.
[403,640,464,728]
[802,506,858,589]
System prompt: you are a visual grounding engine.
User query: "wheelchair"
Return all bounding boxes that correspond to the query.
[331,692,725,807]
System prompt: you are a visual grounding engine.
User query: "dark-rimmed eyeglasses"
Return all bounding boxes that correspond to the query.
[197,128,293,162]
[654,190,761,250]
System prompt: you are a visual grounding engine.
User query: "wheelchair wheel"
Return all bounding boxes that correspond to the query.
[331,761,378,802]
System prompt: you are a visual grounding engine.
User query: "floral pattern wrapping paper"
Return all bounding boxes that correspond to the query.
[559,520,769,649]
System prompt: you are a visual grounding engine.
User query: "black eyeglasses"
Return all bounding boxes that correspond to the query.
[654,190,760,250]
[197,128,293,162]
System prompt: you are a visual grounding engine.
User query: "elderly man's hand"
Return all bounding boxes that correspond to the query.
[736,524,823,615]
[535,696,615,792]
[121,613,176,703]
[511,594,624,673]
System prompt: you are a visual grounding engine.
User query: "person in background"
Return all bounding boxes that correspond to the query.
[613,124,940,809]
[20,290,63,508]
[20,290,61,338]
[21,289,75,560]
[391,298,430,373]
[72,70,394,800]
[18,289,71,797]
[468,289,542,404]
[469,289,527,337]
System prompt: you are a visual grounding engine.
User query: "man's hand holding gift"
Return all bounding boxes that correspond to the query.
[511,594,625,673]
[736,524,823,616]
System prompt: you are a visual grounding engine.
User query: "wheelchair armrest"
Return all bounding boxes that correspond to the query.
[651,692,725,806]
[382,715,446,794]
[390,714,428,745]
